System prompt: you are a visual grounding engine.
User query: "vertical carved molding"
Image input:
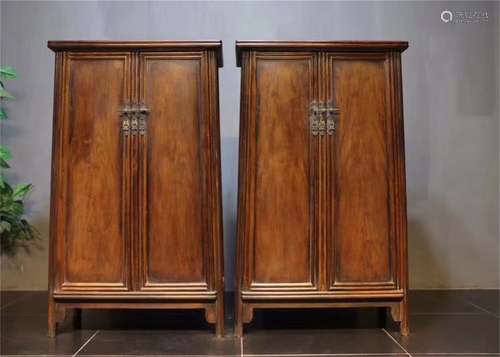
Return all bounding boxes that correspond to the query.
[130,51,139,291]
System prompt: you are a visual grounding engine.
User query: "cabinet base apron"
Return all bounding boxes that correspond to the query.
[48,293,224,338]
[235,292,409,337]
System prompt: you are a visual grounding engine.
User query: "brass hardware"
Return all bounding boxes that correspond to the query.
[326,101,339,135]
[138,118,146,134]
[138,102,150,115]
[138,102,149,135]
[120,102,150,135]
[310,101,339,136]
[130,116,139,134]
[122,118,130,132]
[120,103,133,135]
[318,102,327,135]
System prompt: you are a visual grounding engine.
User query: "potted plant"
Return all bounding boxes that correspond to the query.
[0,65,38,253]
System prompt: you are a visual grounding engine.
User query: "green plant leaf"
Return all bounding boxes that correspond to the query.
[0,66,18,80]
[9,201,24,216]
[0,87,14,99]
[0,220,11,233]
[0,158,10,169]
[0,108,7,120]
[0,180,13,194]
[0,146,12,162]
[13,183,32,201]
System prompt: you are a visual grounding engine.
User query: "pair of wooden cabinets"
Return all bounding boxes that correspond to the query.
[48,41,409,337]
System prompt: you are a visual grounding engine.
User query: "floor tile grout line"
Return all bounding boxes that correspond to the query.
[382,328,412,357]
[72,330,100,357]
[463,298,499,318]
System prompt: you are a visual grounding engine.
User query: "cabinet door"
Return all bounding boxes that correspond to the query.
[54,52,132,292]
[326,53,397,290]
[137,52,211,292]
[239,52,319,292]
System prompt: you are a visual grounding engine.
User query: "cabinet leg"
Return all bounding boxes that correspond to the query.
[391,301,409,335]
[400,300,410,336]
[48,298,57,338]
[205,303,224,337]
[390,304,401,322]
[242,304,253,324]
[56,304,67,323]
[235,301,253,336]
[205,305,216,324]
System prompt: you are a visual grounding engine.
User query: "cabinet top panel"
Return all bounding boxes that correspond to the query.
[48,40,223,67]
[235,40,408,66]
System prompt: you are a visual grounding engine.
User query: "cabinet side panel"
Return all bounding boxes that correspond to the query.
[63,56,129,286]
[141,55,205,285]
[333,59,391,284]
[252,56,314,285]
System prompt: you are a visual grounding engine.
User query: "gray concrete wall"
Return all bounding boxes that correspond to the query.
[1,1,498,290]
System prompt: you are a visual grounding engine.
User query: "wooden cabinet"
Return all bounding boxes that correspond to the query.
[235,41,409,336]
[48,41,225,336]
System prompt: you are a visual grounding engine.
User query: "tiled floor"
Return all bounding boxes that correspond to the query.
[1,290,498,356]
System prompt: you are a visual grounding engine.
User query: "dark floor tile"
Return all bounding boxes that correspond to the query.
[243,328,405,355]
[79,329,239,355]
[1,291,48,316]
[2,291,236,334]
[242,306,406,355]
[0,291,33,309]
[387,314,500,354]
[464,289,500,316]
[0,315,95,355]
[409,289,486,314]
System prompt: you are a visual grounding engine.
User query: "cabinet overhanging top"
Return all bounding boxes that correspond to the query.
[48,40,224,67]
[235,41,408,67]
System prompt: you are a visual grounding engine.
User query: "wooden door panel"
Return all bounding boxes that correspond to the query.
[139,53,208,289]
[59,53,131,291]
[329,57,395,288]
[245,54,317,289]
